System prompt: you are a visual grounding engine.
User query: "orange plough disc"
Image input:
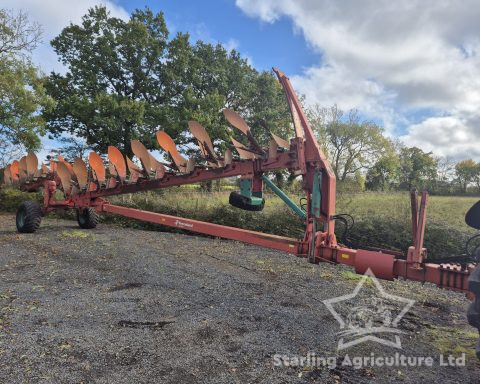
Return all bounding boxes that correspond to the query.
[88,152,106,184]
[41,163,49,176]
[108,146,127,181]
[56,161,73,193]
[223,149,233,166]
[131,140,152,174]
[149,153,166,179]
[223,109,250,135]
[126,157,142,183]
[231,138,256,160]
[155,131,187,172]
[188,121,218,164]
[3,166,12,185]
[26,152,38,177]
[223,109,264,154]
[126,157,142,173]
[49,160,57,173]
[72,158,89,189]
[108,162,117,177]
[18,157,28,182]
[268,139,278,159]
[186,157,195,173]
[56,156,75,176]
[10,160,19,182]
[271,133,290,150]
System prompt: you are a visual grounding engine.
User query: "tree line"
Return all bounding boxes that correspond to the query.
[0,6,290,164]
[0,6,478,195]
[308,105,480,194]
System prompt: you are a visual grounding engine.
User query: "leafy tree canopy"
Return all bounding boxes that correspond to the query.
[45,6,290,159]
[308,104,393,181]
[0,9,53,166]
[399,146,438,190]
[455,159,479,193]
[366,151,400,191]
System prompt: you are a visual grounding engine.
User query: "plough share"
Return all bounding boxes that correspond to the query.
[3,68,480,357]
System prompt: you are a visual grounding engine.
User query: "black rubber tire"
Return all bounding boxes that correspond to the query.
[467,301,480,329]
[468,265,480,296]
[229,191,265,212]
[468,265,480,359]
[76,207,99,229]
[16,201,42,233]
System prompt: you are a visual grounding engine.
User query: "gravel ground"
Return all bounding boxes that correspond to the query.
[0,212,479,383]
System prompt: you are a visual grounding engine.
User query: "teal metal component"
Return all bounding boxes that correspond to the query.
[311,170,322,218]
[240,179,253,198]
[239,179,264,206]
[261,175,306,220]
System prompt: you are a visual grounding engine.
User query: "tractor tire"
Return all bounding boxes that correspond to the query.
[77,207,99,229]
[469,265,480,296]
[467,301,480,329]
[16,201,42,233]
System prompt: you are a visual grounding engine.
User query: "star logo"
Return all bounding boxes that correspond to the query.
[323,268,415,350]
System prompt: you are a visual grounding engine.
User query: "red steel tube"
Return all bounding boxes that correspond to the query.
[102,203,302,255]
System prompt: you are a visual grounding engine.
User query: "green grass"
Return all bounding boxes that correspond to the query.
[428,326,479,359]
[1,186,478,260]
[59,230,94,239]
[103,189,478,260]
[340,271,373,285]
[337,192,478,234]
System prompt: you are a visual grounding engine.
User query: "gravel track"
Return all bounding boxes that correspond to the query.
[0,213,479,383]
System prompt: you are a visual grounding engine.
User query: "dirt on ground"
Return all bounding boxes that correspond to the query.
[0,213,479,383]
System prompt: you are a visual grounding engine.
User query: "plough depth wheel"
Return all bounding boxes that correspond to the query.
[16,201,42,233]
[77,207,99,229]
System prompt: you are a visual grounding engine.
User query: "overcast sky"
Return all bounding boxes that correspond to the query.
[4,0,479,161]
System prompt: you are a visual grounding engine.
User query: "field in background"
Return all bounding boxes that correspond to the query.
[0,187,478,260]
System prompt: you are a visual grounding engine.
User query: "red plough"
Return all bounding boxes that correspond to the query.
[3,68,480,357]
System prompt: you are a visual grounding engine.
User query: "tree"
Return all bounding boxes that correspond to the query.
[437,156,455,183]
[398,147,438,190]
[455,159,478,193]
[0,9,41,57]
[45,6,290,161]
[174,41,290,152]
[0,141,24,168]
[45,7,184,158]
[366,151,400,191]
[474,163,480,193]
[308,104,393,181]
[57,136,92,161]
[0,9,53,166]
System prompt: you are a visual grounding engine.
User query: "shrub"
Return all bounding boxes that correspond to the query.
[0,187,42,212]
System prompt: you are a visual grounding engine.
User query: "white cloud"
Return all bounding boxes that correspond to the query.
[223,38,239,52]
[3,0,129,73]
[236,0,480,160]
[400,116,480,159]
[187,23,254,66]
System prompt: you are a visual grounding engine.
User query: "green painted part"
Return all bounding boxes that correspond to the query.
[252,191,263,198]
[311,170,321,218]
[240,179,252,198]
[249,196,264,205]
[239,179,263,206]
[262,175,306,220]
